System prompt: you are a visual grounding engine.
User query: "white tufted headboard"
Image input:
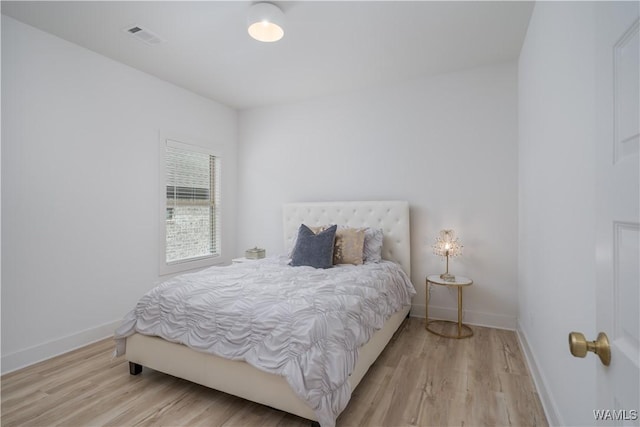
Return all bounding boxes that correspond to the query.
[283,201,411,275]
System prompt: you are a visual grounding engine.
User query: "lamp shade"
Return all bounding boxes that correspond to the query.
[247,2,285,42]
[432,229,463,257]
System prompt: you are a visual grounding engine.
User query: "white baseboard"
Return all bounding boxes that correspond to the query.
[1,319,121,375]
[411,303,517,330]
[516,320,562,427]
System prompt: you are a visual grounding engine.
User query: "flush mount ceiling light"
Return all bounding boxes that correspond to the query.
[247,2,285,42]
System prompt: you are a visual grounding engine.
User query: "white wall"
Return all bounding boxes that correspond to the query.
[1,16,238,373]
[238,63,519,329]
[518,3,597,425]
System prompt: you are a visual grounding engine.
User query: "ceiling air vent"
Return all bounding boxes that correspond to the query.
[124,25,164,46]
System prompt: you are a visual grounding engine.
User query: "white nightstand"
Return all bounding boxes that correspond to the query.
[425,274,474,339]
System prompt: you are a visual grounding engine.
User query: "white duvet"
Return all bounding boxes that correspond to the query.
[114,256,415,427]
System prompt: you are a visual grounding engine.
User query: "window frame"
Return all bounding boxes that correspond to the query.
[159,135,223,276]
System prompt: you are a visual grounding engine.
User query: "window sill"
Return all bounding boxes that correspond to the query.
[159,255,224,276]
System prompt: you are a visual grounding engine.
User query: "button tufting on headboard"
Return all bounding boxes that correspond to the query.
[282,201,411,275]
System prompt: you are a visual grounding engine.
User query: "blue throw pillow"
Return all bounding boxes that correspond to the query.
[290,224,337,269]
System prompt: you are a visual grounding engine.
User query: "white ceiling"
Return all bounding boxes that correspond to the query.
[1,1,534,110]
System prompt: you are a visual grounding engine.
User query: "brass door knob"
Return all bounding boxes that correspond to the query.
[568,331,611,366]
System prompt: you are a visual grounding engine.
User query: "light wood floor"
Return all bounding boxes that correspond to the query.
[1,318,547,427]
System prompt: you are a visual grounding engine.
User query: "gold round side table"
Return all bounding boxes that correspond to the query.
[425,274,473,339]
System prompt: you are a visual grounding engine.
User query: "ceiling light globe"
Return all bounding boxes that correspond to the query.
[247,2,284,42]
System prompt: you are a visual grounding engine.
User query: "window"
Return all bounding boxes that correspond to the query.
[162,138,221,272]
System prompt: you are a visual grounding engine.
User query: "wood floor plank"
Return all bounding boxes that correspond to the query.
[1,381,98,427]
[1,318,547,427]
[337,365,394,426]
[178,391,242,427]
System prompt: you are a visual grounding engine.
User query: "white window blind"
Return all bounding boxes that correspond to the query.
[165,140,220,264]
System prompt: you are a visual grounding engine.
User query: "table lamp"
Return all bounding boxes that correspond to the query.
[432,229,463,282]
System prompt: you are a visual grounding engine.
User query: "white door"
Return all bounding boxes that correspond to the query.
[595,1,639,424]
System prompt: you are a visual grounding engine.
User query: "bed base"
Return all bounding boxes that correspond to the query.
[125,306,410,422]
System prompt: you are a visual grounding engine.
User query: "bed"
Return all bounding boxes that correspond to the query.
[114,201,414,427]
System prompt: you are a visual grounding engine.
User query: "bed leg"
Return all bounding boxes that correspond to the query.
[129,362,142,375]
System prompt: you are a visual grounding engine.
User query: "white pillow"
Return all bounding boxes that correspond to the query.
[363,228,383,263]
